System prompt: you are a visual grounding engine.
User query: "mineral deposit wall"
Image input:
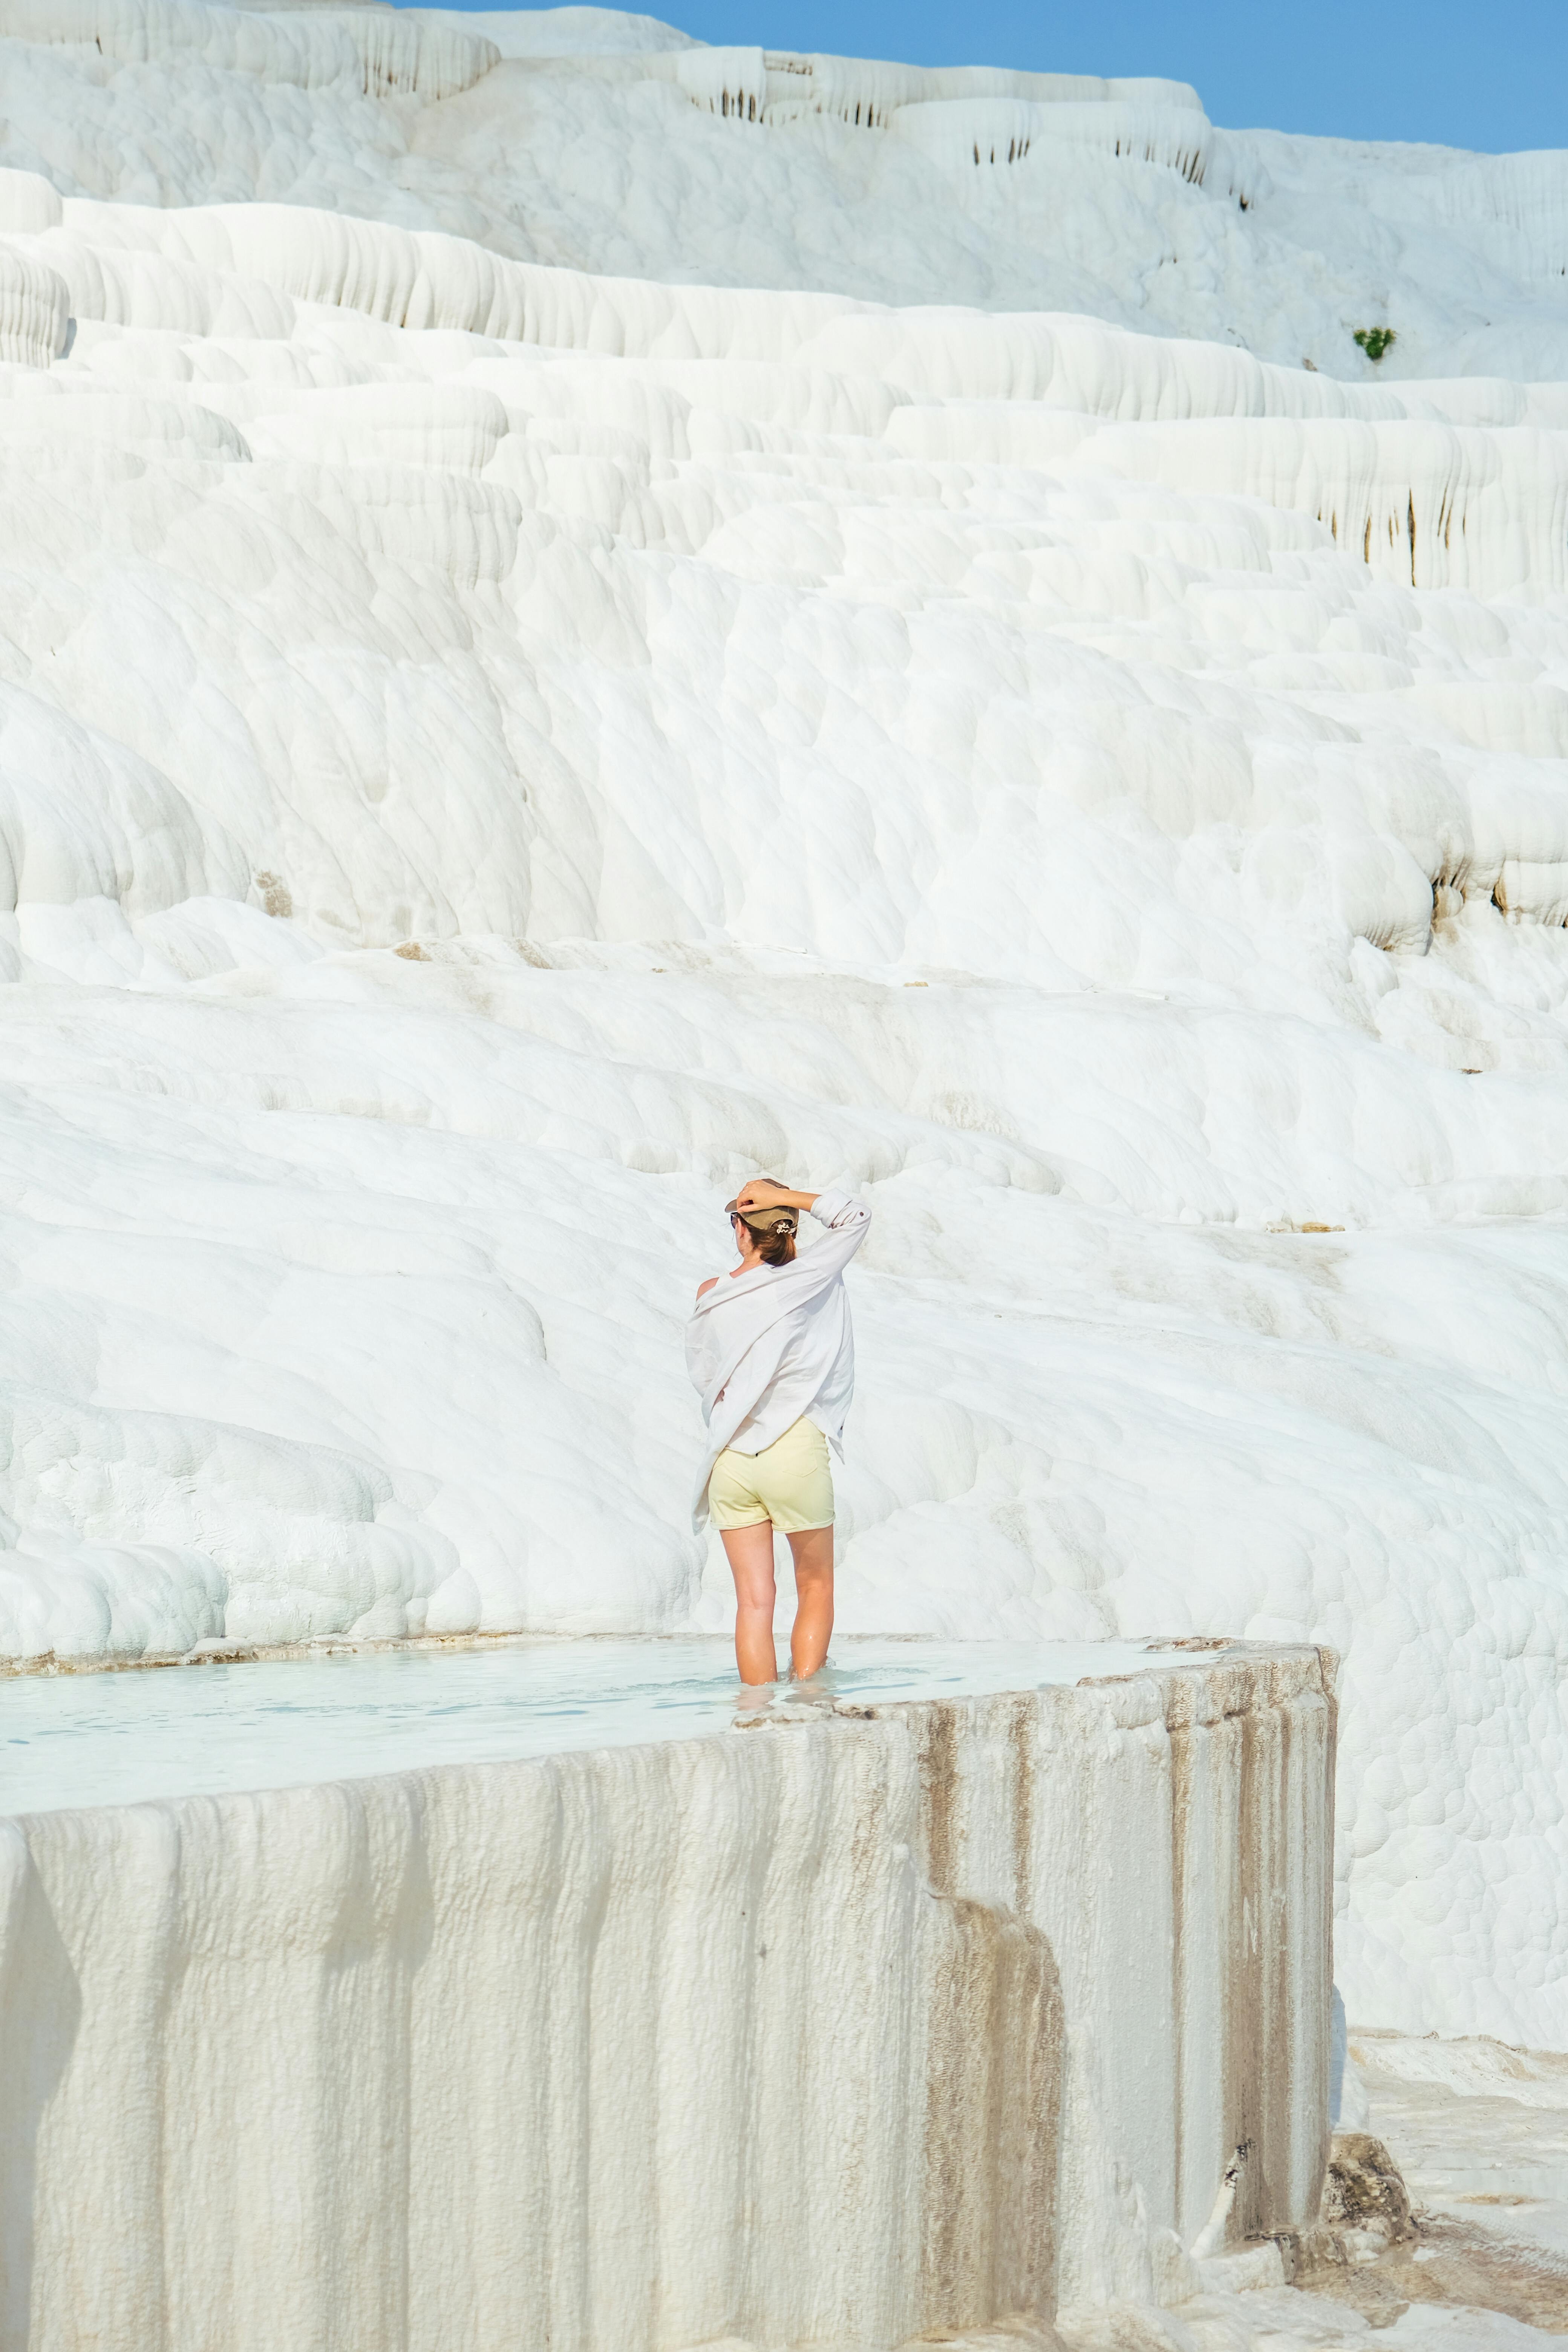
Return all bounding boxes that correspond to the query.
[0,1642,1333,2350]
[0,132,1561,2050]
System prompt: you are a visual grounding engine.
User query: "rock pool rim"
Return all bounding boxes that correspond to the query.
[0,1625,1242,1680]
[2,1638,1336,1822]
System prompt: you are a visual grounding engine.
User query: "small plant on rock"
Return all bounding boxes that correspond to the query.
[1353,325,1397,363]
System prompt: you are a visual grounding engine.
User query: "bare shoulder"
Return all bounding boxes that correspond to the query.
[695,1276,719,1302]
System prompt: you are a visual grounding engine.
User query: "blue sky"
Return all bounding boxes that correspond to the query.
[408,0,1567,154]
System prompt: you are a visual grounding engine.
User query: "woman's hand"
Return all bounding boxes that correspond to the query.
[735,1178,787,1210]
[736,1178,818,1213]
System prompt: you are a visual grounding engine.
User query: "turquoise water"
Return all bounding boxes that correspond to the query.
[1,1637,1156,1815]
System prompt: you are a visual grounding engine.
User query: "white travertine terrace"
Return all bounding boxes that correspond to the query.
[2,0,1568,2060]
[11,0,1568,371]
[0,0,501,102]
[0,1649,1335,2350]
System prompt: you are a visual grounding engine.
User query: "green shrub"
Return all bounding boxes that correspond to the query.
[1353,326,1397,363]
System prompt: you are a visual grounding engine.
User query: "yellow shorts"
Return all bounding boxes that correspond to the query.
[709,1417,835,1534]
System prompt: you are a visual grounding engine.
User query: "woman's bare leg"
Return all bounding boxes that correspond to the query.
[721,1521,779,1684]
[787,1525,834,1680]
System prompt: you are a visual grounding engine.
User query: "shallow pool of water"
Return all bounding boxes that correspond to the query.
[2,1637,1158,1815]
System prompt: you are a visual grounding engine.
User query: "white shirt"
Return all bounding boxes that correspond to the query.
[684,1185,872,1531]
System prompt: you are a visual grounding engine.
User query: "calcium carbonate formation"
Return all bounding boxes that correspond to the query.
[0,1660,1335,2350]
[2,0,1568,2054]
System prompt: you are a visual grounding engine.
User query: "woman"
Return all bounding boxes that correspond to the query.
[686,1175,872,1686]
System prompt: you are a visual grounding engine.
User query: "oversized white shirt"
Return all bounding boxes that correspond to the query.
[684,1185,871,1531]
